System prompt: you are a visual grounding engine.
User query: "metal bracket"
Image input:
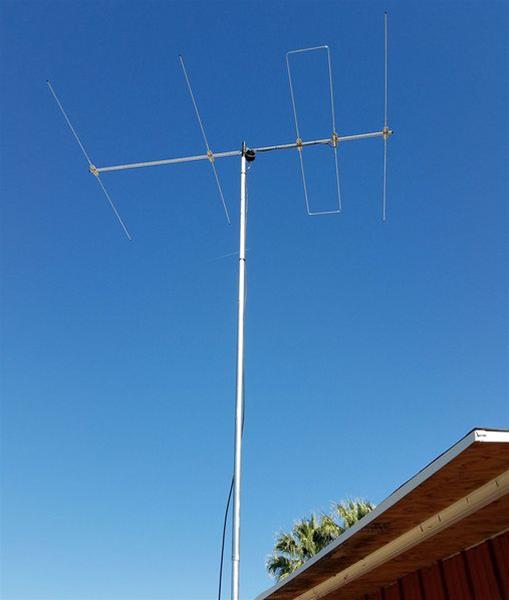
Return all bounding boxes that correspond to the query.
[296,137,303,151]
[331,132,340,148]
[89,164,99,177]
[207,149,215,164]
[382,126,393,141]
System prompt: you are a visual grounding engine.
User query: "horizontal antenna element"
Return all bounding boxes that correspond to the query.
[47,80,132,240]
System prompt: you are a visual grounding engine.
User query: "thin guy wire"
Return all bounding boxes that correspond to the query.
[47,80,93,166]
[178,55,231,224]
[96,175,133,240]
[206,250,240,263]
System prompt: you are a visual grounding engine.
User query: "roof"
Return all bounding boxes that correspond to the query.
[256,428,509,600]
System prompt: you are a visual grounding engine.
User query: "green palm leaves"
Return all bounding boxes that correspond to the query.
[334,499,374,529]
[266,499,374,581]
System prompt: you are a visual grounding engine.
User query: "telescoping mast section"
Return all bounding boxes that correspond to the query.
[47,13,393,600]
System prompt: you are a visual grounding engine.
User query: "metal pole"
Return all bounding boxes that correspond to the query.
[232,145,247,600]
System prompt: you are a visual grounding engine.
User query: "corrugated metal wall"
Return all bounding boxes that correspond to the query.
[361,530,509,600]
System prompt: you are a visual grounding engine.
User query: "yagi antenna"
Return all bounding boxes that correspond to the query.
[46,81,132,240]
[47,13,394,600]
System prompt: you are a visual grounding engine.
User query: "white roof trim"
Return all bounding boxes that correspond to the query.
[255,428,509,600]
[295,469,509,600]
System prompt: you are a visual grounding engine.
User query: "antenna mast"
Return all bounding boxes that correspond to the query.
[47,15,393,600]
[232,142,249,595]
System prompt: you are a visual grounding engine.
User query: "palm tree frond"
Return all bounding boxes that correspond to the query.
[267,499,375,581]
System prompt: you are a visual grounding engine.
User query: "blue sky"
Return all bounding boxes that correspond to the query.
[1,1,508,599]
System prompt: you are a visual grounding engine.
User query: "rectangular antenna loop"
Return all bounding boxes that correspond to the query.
[286,46,341,215]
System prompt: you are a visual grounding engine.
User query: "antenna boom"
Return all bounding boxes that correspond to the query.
[94,131,389,175]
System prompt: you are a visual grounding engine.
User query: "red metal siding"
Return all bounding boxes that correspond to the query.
[419,563,448,600]
[466,540,502,599]
[356,531,509,600]
[441,552,474,600]
[383,583,400,600]
[490,532,509,597]
[399,571,423,600]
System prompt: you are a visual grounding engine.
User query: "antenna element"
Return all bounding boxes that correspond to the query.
[46,80,132,240]
[178,55,231,224]
[382,12,393,222]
